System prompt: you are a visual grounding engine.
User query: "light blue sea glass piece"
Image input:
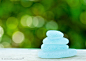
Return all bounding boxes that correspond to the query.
[38,49,77,58]
[41,44,69,51]
[43,37,69,44]
[46,30,64,37]
[38,30,77,58]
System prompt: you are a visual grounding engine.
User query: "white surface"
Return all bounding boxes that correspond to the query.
[0,48,85,61]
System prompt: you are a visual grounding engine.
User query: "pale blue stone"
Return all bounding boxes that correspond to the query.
[38,49,77,58]
[41,44,69,51]
[46,30,64,37]
[43,37,69,44]
[38,30,77,58]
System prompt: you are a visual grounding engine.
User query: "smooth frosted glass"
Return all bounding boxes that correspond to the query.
[38,30,77,58]
[46,30,64,37]
[41,44,69,51]
[43,37,69,44]
[38,49,77,58]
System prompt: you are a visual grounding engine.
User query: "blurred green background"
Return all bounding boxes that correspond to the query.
[0,0,86,49]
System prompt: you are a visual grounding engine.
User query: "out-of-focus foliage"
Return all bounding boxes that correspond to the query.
[0,0,86,49]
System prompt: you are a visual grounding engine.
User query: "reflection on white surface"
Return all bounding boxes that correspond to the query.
[0,48,33,61]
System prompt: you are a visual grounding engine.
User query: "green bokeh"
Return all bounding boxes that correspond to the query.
[0,0,86,49]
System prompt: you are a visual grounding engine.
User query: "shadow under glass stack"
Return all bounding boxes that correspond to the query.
[38,30,77,58]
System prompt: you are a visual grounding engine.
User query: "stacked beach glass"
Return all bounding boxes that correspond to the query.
[38,30,77,58]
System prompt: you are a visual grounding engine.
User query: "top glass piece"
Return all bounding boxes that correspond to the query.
[46,30,64,37]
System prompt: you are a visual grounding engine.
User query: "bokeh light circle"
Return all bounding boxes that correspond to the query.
[12,31,25,43]
[80,11,86,24]
[36,28,46,39]
[45,21,58,30]
[6,17,18,29]
[32,3,45,15]
[33,16,45,27]
[26,16,33,27]
[2,42,11,48]
[21,15,33,27]
[21,1,33,7]
[0,26,4,37]
[81,0,86,5]
[66,0,80,8]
